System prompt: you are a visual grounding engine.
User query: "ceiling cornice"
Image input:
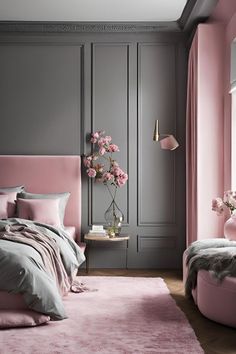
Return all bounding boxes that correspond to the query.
[178,0,219,32]
[0,21,181,33]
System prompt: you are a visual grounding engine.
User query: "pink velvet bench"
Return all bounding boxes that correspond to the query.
[183,250,236,328]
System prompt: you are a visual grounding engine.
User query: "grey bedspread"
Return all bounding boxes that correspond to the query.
[185,238,236,298]
[0,218,85,320]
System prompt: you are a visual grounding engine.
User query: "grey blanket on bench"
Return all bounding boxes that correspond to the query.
[185,238,236,298]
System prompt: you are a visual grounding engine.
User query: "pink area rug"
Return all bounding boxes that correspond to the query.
[0,277,203,354]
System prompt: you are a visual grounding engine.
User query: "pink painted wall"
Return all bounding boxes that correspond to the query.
[197,23,225,239]
[192,1,236,241]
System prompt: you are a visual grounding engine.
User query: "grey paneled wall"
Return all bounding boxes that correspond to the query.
[0,43,83,154]
[138,43,176,226]
[0,31,187,268]
[90,43,129,225]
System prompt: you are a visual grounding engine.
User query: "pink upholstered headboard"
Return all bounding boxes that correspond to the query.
[0,155,81,241]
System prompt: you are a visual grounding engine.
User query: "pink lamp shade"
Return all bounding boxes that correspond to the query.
[153,120,179,151]
[159,135,179,150]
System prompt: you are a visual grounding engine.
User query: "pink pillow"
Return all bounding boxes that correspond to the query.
[0,195,8,219]
[17,198,61,227]
[0,191,18,217]
[0,310,50,328]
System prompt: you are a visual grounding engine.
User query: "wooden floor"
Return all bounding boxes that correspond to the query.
[78,269,236,354]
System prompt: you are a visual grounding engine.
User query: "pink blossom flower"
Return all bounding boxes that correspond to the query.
[103,172,114,182]
[112,166,123,177]
[104,136,112,144]
[84,130,128,188]
[212,198,224,215]
[98,138,106,147]
[224,191,236,207]
[83,156,92,168]
[90,131,100,144]
[228,196,236,208]
[108,144,119,152]
[99,147,106,155]
[116,173,128,187]
[87,168,96,178]
[98,136,112,148]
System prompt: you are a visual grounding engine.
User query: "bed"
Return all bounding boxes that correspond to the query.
[0,155,86,328]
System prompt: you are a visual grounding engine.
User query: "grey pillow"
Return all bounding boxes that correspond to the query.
[17,191,70,227]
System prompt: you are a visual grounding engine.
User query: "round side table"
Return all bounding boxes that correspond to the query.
[84,234,130,273]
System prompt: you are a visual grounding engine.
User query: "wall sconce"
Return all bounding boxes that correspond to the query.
[153,120,179,151]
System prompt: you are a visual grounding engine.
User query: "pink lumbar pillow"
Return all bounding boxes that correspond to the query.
[17,198,61,227]
[0,310,50,328]
[0,195,8,219]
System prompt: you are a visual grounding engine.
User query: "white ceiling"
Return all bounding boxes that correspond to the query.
[0,0,188,22]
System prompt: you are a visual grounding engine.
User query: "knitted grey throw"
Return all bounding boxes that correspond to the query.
[185,238,236,298]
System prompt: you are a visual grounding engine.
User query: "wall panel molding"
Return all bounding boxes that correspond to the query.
[0,41,84,155]
[137,43,177,227]
[89,43,130,226]
[137,236,176,252]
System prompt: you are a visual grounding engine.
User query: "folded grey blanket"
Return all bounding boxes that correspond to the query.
[185,238,236,298]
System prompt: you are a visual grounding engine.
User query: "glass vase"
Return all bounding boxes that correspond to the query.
[104,199,124,237]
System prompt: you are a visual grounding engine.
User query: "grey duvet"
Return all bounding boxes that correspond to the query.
[0,218,85,320]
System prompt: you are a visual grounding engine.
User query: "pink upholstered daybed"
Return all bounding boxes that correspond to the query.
[0,155,86,327]
[183,247,236,328]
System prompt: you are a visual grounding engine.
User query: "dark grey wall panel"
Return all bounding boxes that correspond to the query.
[0,31,187,269]
[90,43,129,225]
[138,43,176,226]
[0,43,83,154]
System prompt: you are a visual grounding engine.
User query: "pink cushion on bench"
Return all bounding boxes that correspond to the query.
[197,270,236,327]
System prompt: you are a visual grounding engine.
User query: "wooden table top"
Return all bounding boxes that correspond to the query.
[84,234,130,242]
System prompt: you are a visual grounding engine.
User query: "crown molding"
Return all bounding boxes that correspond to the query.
[0,1,218,35]
[0,21,181,33]
[178,0,219,32]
